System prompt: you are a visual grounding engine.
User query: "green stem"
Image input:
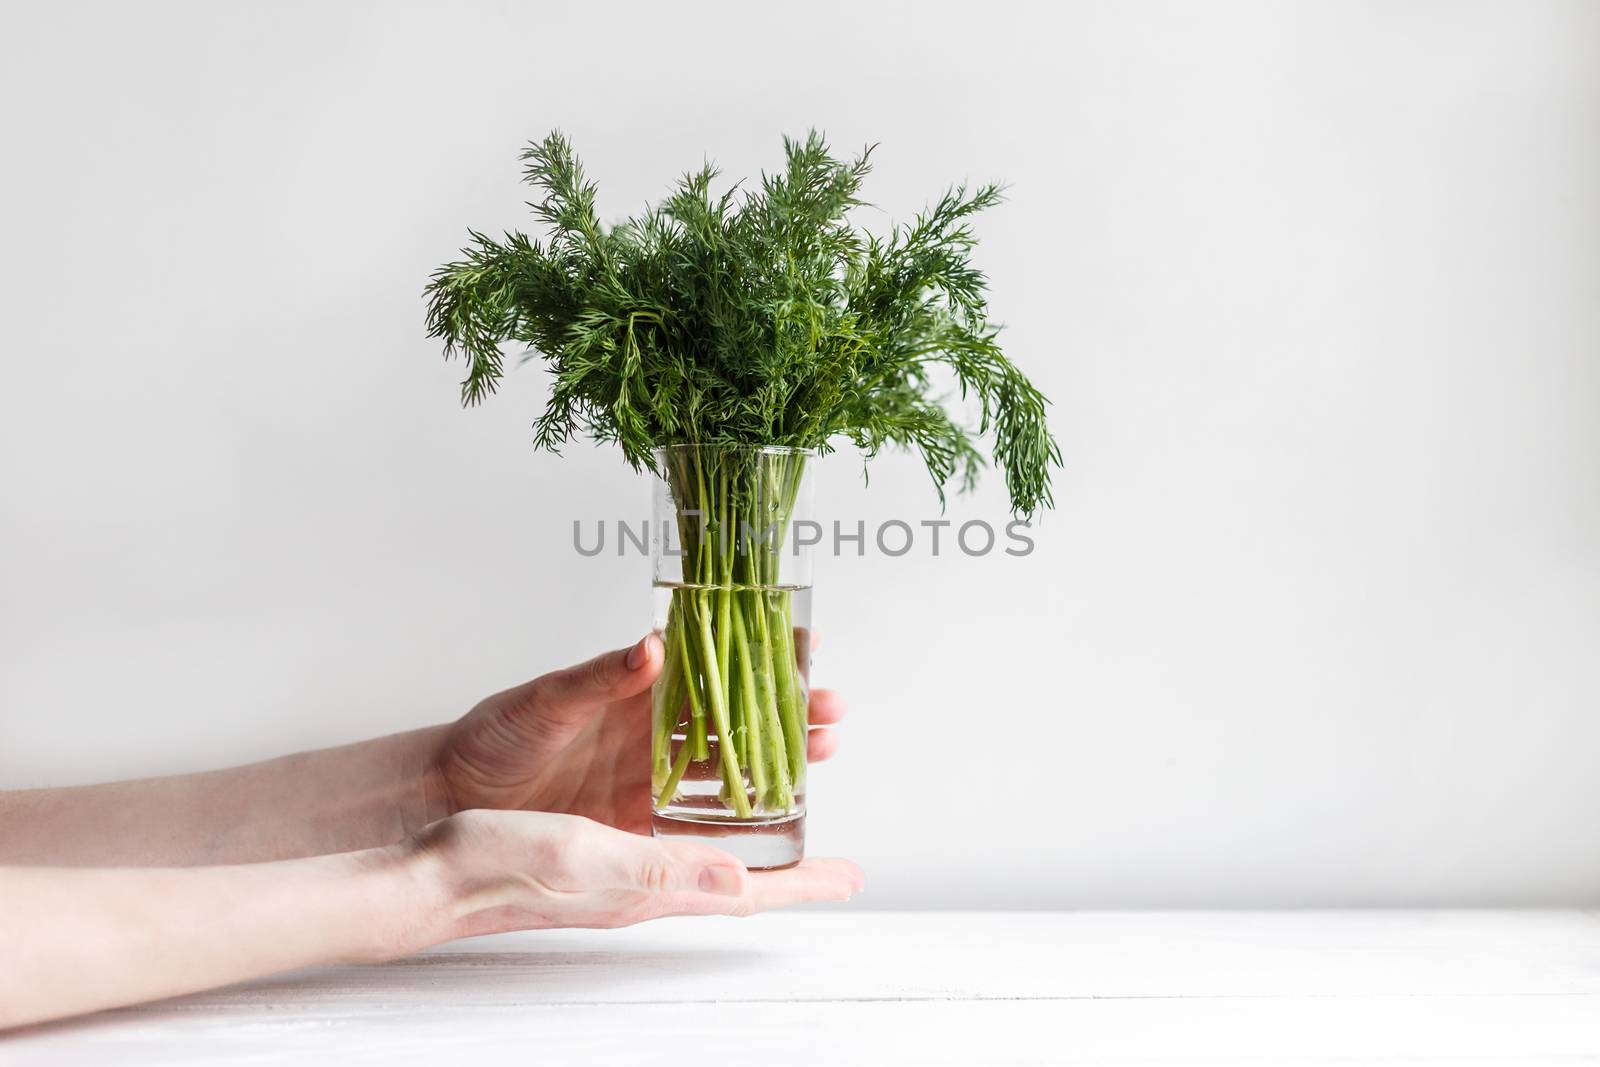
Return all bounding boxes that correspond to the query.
[771,590,807,789]
[677,589,710,762]
[749,589,793,810]
[655,727,694,807]
[728,613,749,767]
[715,465,736,777]
[696,590,751,818]
[650,606,685,789]
[730,593,769,802]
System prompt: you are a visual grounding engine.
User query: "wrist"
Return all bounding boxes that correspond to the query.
[398,724,457,832]
[342,840,455,962]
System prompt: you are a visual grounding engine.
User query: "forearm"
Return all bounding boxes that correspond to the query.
[0,726,451,866]
[0,846,449,1030]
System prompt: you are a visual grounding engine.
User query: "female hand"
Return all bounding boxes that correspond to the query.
[416,808,862,938]
[0,807,863,1029]
[428,633,846,833]
[0,635,846,866]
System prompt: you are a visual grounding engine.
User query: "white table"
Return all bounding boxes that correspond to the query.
[8,911,1600,1064]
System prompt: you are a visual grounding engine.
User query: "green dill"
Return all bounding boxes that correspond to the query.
[425,130,1060,516]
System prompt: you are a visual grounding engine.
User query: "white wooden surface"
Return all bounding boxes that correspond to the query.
[7,911,1600,1065]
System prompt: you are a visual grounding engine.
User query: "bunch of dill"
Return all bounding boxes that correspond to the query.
[425,130,1060,516]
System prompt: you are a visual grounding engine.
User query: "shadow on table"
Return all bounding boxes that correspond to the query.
[4,944,764,1043]
[174,945,763,1010]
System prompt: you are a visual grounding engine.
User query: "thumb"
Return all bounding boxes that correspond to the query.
[533,633,663,713]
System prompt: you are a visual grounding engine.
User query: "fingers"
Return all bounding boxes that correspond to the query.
[805,689,843,763]
[747,858,863,911]
[570,823,862,916]
[531,634,663,714]
[442,812,863,935]
[807,729,838,762]
[569,821,749,897]
[644,853,863,919]
[808,689,846,725]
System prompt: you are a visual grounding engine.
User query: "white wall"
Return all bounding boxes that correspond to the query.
[3,0,1597,907]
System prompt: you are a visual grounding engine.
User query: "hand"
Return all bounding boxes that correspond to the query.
[414,809,863,939]
[428,634,846,833]
[0,809,864,1030]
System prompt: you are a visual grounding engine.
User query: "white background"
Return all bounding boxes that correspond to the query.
[2,0,1596,908]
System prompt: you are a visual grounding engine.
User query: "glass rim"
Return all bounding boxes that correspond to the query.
[654,443,818,458]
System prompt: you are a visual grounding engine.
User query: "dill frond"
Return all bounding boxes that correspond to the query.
[425,130,1061,515]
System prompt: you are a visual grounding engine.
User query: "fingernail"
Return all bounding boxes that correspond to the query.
[698,865,744,896]
[626,635,651,671]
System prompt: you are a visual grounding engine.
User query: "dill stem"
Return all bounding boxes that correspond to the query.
[655,723,694,807]
[677,589,709,762]
[695,589,750,818]
[749,586,794,810]
[730,594,768,801]
[772,591,807,787]
[650,605,684,788]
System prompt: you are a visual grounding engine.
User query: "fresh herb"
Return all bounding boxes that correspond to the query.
[425,130,1060,515]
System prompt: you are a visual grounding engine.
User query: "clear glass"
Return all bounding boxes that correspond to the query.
[649,445,815,869]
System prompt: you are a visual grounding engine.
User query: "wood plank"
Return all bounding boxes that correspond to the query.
[105,910,1600,1009]
[7,911,1600,1064]
[12,996,1600,1065]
